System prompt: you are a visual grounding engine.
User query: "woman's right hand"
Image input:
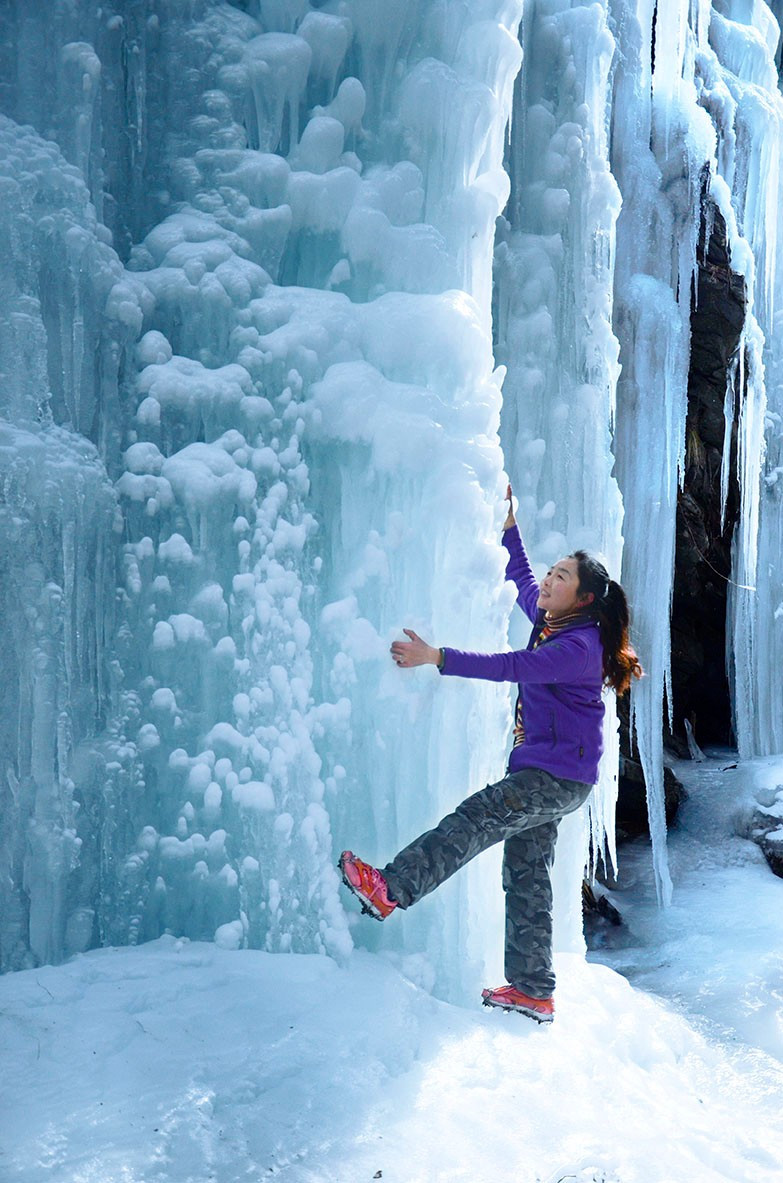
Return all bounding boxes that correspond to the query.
[503,483,516,531]
[390,629,440,668]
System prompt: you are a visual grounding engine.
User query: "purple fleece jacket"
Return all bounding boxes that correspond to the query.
[439,525,605,784]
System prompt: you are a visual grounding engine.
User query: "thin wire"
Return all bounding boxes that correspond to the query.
[681,514,756,592]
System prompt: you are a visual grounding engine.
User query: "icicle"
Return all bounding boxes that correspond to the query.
[242,34,312,154]
[631,680,674,908]
[62,518,76,695]
[588,694,620,880]
[730,323,765,758]
[683,718,705,761]
[720,354,737,532]
[736,333,765,590]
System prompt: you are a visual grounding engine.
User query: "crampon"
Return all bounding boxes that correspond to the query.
[481,985,554,1023]
[338,850,398,920]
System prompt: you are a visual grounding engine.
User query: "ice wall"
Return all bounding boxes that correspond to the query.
[0,0,524,999]
[0,113,147,968]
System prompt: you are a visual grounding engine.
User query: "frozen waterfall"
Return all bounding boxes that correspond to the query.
[0,0,521,1000]
[1,0,783,994]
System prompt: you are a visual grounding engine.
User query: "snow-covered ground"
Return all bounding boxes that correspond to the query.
[3,757,783,1183]
[589,752,783,1062]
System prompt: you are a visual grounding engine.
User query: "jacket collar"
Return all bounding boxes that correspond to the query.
[530,609,598,646]
[535,608,597,630]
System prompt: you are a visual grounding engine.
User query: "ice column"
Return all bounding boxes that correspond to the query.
[495,0,624,942]
[607,0,719,905]
[0,1,527,983]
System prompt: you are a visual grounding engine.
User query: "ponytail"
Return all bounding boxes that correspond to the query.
[570,551,643,695]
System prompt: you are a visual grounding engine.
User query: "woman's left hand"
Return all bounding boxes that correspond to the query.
[503,482,516,531]
[390,629,440,668]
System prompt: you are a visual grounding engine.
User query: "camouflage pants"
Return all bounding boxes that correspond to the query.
[382,767,592,999]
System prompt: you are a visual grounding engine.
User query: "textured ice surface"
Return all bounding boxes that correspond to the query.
[1,0,783,988]
[0,0,522,999]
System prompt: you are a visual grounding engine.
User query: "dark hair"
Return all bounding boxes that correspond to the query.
[570,551,643,695]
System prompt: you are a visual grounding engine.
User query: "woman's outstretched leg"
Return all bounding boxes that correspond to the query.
[338,779,520,922]
[381,774,534,907]
[340,767,590,959]
[381,767,588,909]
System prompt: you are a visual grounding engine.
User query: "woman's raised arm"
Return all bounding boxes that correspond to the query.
[502,484,540,623]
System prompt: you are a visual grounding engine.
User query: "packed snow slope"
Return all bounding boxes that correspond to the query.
[2,939,783,1183]
[6,752,783,1183]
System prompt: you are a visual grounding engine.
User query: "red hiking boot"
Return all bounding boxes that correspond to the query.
[338,851,398,921]
[481,985,554,1023]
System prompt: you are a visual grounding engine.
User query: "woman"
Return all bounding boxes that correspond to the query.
[339,485,642,1022]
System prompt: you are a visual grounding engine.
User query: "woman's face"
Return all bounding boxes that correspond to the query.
[537,558,593,618]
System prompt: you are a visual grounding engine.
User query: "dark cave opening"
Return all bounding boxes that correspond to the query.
[614,197,747,843]
[669,199,746,751]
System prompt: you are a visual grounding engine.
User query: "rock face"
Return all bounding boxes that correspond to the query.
[741,786,783,880]
[755,829,783,879]
[582,880,624,949]
[615,694,688,842]
[616,199,745,840]
[670,199,746,749]
[616,754,688,841]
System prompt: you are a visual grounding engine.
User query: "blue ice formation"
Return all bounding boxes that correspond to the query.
[0,1,782,994]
